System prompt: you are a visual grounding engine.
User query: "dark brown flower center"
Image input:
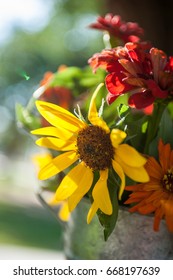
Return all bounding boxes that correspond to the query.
[162,168,173,193]
[77,125,114,171]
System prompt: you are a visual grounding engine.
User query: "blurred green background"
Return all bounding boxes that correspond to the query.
[0,0,106,258]
[0,0,172,259]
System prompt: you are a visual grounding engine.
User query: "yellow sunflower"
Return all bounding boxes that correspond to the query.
[32,153,70,222]
[125,139,173,232]
[50,195,70,222]
[31,83,149,223]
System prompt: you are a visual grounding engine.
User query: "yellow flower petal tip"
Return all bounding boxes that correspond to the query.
[111,129,127,148]
[88,83,110,133]
[87,202,98,224]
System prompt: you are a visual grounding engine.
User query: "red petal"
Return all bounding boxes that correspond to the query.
[106,72,133,95]
[143,104,153,115]
[146,79,168,98]
[165,56,173,71]
[128,91,155,109]
[88,49,121,73]
[106,93,119,104]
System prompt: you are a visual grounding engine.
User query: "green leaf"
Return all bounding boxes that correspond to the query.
[148,107,173,156]
[142,121,148,133]
[50,66,82,88]
[113,94,129,109]
[15,103,41,130]
[125,113,148,152]
[167,102,173,119]
[159,107,173,146]
[118,104,129,116]
[79,68,105,87]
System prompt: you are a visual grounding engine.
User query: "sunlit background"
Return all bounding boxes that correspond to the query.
[0,0,172,259]
[0,0,106,259]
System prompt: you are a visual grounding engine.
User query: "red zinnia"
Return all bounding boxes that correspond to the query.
[88,43,173,109]
[89,13,144,44]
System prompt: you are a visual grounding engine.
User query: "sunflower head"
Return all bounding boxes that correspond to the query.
[77,125,114,171]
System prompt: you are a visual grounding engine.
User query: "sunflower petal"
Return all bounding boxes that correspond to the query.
[32,153,53,169]
[110,129,126,148]
[38,151,78,180]
[55,162,89,201]
[58,201,71,222]
[35,100,85,132]
[112,159,125,200]
[120,160,149,182]
[116,144,147,167]
[49,196,70,222]
[31,126,74,140]
[87,202,98,224]
[36,137,76,151]
[88,83,110,133]
[68,165,93,211]
[92,169,112,215]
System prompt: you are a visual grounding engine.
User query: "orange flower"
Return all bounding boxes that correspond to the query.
[39,66,73,111]
[125,139,173,232]
[33,66,73,127]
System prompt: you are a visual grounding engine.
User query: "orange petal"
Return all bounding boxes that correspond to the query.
[158,140,171,173]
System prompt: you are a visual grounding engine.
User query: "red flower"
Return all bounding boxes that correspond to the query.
[89,13,144,44]
[89,43,173,109]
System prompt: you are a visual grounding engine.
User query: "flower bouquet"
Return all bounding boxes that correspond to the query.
[16,14,173,244]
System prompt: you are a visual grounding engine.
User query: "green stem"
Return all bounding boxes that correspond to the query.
[144,102,167,154]
[26,96,37,112]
